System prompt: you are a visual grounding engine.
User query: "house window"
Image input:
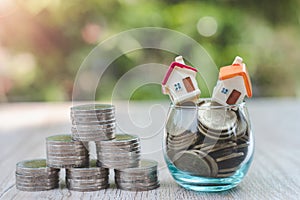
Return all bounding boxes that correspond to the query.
[174,83,182,91]
[221,88,229,94]
[183,77,195,93]
[226,89,241,104]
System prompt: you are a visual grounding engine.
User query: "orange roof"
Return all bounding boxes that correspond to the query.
[219,63,252,97]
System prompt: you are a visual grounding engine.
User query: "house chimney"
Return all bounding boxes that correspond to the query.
[232,56,243,65]
[175,56,185,64]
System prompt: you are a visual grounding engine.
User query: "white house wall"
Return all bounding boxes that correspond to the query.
[166,67,198,103]
[212,76,246,105]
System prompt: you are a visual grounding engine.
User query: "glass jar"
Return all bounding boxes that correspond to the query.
[163,99,254,192]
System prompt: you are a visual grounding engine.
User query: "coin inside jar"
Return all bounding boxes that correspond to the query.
[198,103,237,132]
[173,150,217,177]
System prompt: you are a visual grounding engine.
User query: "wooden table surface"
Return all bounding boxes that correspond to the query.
[0,99,299,200]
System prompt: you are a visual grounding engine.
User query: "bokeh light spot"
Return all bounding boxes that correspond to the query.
[197,16,218,37]
[81,23,102,44]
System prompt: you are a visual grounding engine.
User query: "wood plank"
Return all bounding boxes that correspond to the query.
[0,99,299,199]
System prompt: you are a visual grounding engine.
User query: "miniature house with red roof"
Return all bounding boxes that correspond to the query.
[162,56,201,104]
[212,56,252,105]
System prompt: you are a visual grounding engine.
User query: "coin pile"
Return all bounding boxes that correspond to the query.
[71,104,116,141]
[115,159,159,191]
[96,134,141,169]
[166,101,249,178]
[66,160,109,191]
[46,135,89,168]
[15,103,160,192]
[16,159,59,191]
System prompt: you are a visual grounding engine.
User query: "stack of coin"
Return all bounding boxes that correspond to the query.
[46,134,89,168]
[16,159,59,191]
[70,104,116,141]
[115,159,159,191]
[96,134,141,169]
[66,160,109,191]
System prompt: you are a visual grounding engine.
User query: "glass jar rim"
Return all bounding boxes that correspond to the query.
[170,98,246,109]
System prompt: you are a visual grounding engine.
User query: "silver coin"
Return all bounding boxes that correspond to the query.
[97,134,140,146]
[116,180,159,188]
[47,154,88,159]
[198,105,237,131]
[15,172,59,179]
[72,137,115,142]
[96,142,140,150]
[97,145,140,153]
[72,134,115,140]
[16,180,59,187]
[117,159,157,172]
[66,167,108,174]
[72,123,116,130]
[216,152,244,162]
[67,184,109,192]
[200,142,237,153]
[116,183,159,191]
[66,160,108,172]
[98,149,141,156]
[15,179,59,186]
[71,109,114,115]
[16,184,59,191]
[192,142,214,150]
[115,174,157,181]
[71,113,115,121]
[72,129,116,136]
[166,107,198,137]
[46,142,87,147]
[71,104,114,112]
[115,172,157,179]
[99,162,140,169]
[173,151,214,177]
[71,118,116,125]
[168,131,198,142]
[72,118,116,125]
[66,173,109,179]
[216,172,236,178]
[67,177,108,184]
[218,166,239,173]
[192,150,218,177]
[46,151,88,157]
[47,163,89,169]
[167,138,197,150]
[46,151,88,156]
[197,123,234,140]
[46,134,80,143]
[16,159,59,175]
[232,115,247,138]
[97,155,141,162]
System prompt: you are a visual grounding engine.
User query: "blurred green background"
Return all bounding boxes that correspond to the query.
[0,0,300,102]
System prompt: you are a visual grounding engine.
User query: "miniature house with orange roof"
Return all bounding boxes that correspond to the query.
[212,56,252,105]
[162,56,201,104]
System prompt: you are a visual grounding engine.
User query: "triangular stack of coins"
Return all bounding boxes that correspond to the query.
[15,103,160,192]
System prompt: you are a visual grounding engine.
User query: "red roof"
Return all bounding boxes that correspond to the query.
[219,63,252,97]
[162,62,197,85]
